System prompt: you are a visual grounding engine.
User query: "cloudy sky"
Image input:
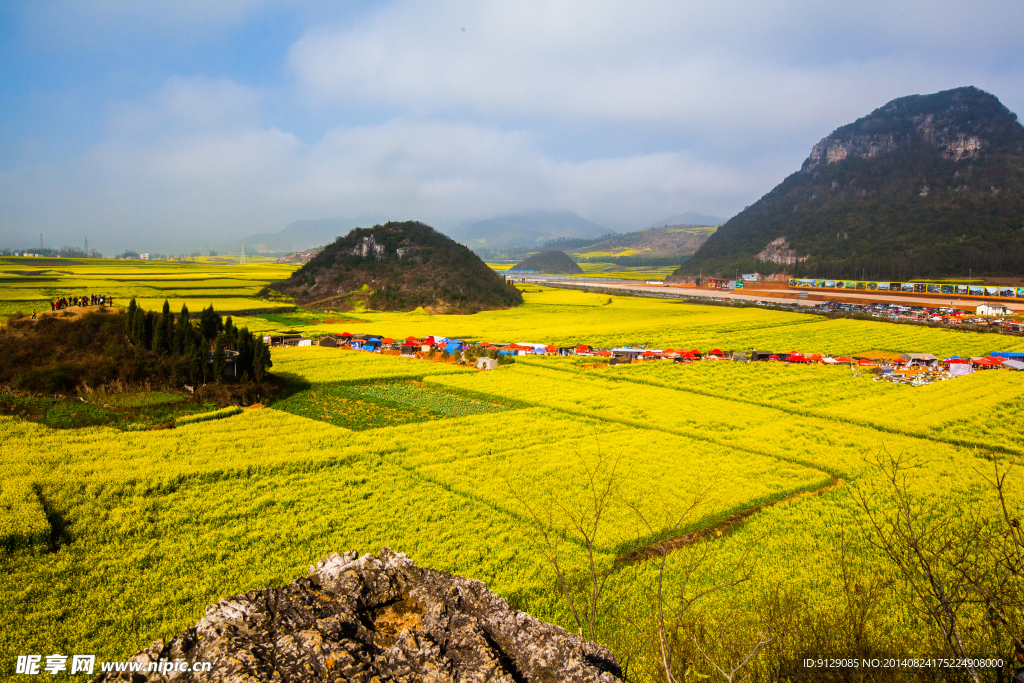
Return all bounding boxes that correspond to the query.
[2,1,1022,253]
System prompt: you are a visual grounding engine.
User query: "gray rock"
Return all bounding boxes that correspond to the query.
[93,548,622,682]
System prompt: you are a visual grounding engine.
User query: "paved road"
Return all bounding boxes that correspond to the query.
[528,278,1024,312]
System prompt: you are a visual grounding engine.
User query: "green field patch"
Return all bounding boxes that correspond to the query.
[0,394,216,430]
[272,380,510,430]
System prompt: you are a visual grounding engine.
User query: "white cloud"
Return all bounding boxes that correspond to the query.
[288,0,1024,137]
[1,75,761,250]
[4,1,1023,251]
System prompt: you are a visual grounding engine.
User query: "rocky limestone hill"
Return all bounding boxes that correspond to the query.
[277,246,324,265]
[513,250,584,274]
[272,222,523,314]
[93,549,622,683]
[676,86,1024,280]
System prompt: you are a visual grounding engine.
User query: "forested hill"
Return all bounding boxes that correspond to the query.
[675,86,1024,280]
[276,221,523,313]
[512,250,583,274]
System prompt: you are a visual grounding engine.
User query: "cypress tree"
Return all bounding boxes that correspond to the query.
[132,306,146,348]
[236,329,253,378]
[253,338,272,382]
[143,310,155,350]
[156,300,173,354]
[126,298,138,339]
[200,305,222,347]
[212,335,226,381]
[223,316,235,349]
[188,344,204,385]
[175,304,191,355]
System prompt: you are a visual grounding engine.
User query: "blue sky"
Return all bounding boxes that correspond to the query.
[2,1,1023,253]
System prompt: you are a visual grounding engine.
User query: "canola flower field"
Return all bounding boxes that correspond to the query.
[2,280,1023,676]
[0,256,297,320]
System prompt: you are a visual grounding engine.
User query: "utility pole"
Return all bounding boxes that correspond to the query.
[241,243,245,265]
[40,233,43,252]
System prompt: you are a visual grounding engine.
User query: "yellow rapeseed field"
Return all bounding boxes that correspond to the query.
[2,273,1023,677]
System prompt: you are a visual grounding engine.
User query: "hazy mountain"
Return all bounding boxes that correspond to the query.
[448,211,611,251]
[645,212,727,229]
[549,225,717,259]
[233,216,388,254]
[677,86,1024,279]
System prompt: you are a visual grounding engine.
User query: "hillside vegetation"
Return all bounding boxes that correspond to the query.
[512,250,584,274]
[275,221,523,313]
[550,225,717,262]
[678,86,1024,280]
[0,304,279,420]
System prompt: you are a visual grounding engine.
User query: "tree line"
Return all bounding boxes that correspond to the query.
[125,299,271,385]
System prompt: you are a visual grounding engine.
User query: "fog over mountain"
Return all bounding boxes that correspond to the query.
[448,211,610,251]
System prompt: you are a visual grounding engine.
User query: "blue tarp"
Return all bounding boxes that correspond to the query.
[991,352,1024,359]
[445,340,462,355]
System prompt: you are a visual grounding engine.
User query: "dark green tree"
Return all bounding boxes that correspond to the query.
[199,305,222,348]
[155,299,173,354]
[223,316,235,349]
[212,335,226,381]
[252,338,272,382]
[126,298,138,338]
[236,328,253,378]
[188,344,204,385]
[174,304,191,355]
[131,306,146,348]
[143,310,155,350]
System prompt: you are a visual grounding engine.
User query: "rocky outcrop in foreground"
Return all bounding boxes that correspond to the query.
[94,548,622,682]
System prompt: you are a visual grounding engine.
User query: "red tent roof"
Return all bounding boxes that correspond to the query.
[577,345,591,351]
[596,349,612,356]
[836,356,852,362]
[691,349,701,354]
[945,357,968,364]
[340,332,353,337]
[382,338,395,344]
[664,348,674,353]
[545,345,557,352]
[809,353,823,361]
[423,336,435,344]
[710,348,724,355]
[404,336,418,342]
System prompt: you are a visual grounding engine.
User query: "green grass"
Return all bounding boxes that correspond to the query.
[272,380,510,430]
[0,393,215,430]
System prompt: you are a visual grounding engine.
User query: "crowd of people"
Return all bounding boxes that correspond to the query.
[50,294,115,311]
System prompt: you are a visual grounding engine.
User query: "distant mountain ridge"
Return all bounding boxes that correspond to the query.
[645,212,727,229]
[449,211,610,252]
[235,216,388,254]
[677,86,1024,280]
[550,225,717,259]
